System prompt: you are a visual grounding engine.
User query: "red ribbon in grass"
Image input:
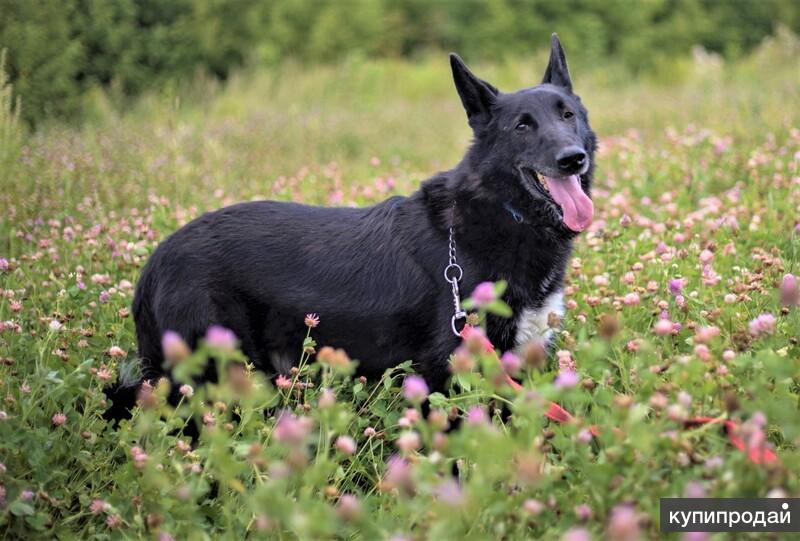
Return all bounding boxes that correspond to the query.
[501,373,776,465]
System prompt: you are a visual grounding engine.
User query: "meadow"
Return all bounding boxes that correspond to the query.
[0,31,799,540]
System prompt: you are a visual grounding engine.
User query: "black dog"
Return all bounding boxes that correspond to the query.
[108,34,595,417]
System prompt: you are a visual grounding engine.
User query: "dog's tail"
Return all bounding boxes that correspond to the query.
[103,272,162,423]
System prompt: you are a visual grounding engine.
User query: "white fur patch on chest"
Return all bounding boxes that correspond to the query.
[514,290,564,351]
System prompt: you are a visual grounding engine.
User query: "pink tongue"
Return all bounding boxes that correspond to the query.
[543,174,594,232]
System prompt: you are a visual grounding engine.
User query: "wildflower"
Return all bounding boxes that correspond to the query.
[748,313,776,337]
[577,429,593,444]
[395,431,421,453]
[205,325,237,351]
[275,374,292,389]
[317,346,351,369]
[136,381,159,409]
[428,409,449,431]
[403,408,420,424]
[52,412,67,426]
[106,514,123,529]
[255,515,274,532]
[335,436,357,456]
[337,494,362,521]
[622,292,639,305]
[523,499,544,515]
[202,412,216,427]
[556,350,576,372]
[554,370,579,389]
[435,479,464,506]
[432,432,448,451]
[562,528,591,541]
[176,440,191,455]
[273,412,312,445]
[684,481,706,498]
[701,265,720,286]
[20,490,34,502]
[667,404,686,422]
[767,488,787,499]
[574,504,593,520]
[0,258,8,271]
[619,214,632,227]
[94,366,114,383]
[653,319,674,336]
[699,249,714,264]
[304,313,320,327]
[694,325,720,343]
[178,384,193,397]
[751,411,767,427]
[450,346,475,373]
[402,375,429,403]
[779,274,799,306]
[606,505,640,541]
[668,278,686,295]
[461,325,494,353]
[724,293,737,304]
[470,281,496,306]
[363,426,376,438]
[0,411,7,421]
[162,331,190,363]
[382,455,413,493]
[130,446,148,463]
[466,405,489,426]
[649,392,668,410]
[49,319,63,332]
[694,344,712,361]
[108,346,126,358]
[682,533,710,541]
[90,499,111,514]
[318,387,336,408]
[500,351,521,375]
[722,349,735,362]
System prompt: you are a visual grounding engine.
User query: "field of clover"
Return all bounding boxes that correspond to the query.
[0,34,799,540]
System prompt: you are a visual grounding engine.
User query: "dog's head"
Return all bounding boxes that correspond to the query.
[451,34,596,235]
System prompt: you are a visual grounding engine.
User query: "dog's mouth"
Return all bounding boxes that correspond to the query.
[519,167,594,232]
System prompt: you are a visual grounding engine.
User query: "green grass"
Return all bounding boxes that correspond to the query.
[0,33,799,540]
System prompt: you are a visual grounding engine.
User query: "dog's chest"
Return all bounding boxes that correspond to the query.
[512,289,564,352]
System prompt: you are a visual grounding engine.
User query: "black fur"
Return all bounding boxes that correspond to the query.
[105,34,596,419]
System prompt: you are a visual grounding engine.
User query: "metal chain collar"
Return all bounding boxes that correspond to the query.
[443,217,466,337]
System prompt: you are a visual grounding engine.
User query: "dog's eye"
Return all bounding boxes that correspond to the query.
[515,121,531,131]
[563,110,575,120]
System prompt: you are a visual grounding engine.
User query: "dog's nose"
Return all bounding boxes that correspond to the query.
[556,146,587,174]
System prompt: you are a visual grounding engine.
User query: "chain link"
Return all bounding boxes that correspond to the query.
[444,219,467,336]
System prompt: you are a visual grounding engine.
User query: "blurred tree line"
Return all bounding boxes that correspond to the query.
[1,0,798,126]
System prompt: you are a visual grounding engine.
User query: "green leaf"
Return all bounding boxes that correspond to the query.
[9,501,34,516]
[485,300,512,318]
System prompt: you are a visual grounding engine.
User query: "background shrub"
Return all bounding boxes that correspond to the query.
[1,0,799,126]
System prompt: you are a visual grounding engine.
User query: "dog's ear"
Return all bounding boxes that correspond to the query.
[450,53,498,130]
[542,33,572,91]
